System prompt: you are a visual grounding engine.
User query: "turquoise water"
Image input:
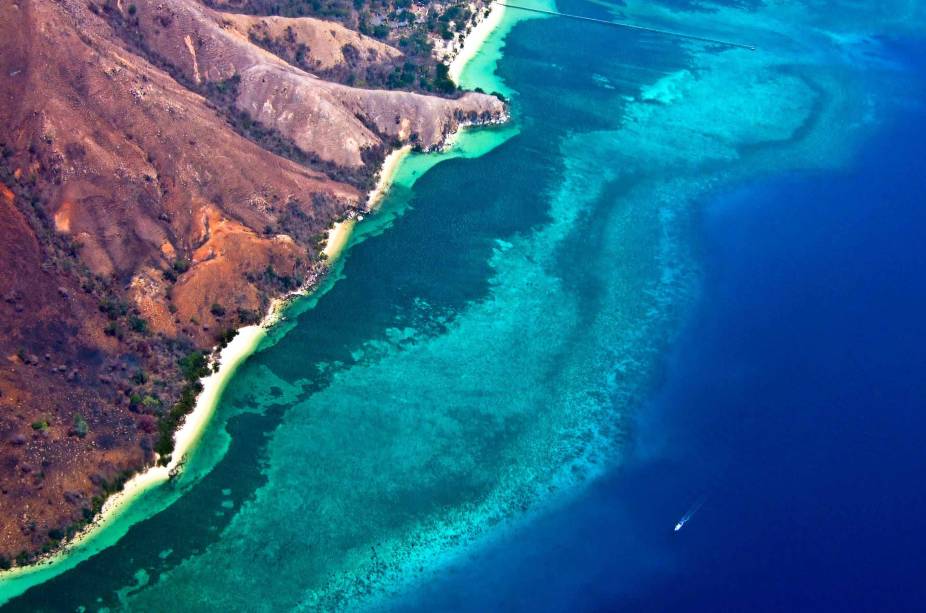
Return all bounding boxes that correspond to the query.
[3,0,923,610]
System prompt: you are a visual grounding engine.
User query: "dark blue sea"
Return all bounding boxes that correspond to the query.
[398,77,926,612]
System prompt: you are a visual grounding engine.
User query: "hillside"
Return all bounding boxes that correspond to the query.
[0,0,503,566]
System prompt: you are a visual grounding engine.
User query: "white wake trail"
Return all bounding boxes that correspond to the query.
[674,496,707,532]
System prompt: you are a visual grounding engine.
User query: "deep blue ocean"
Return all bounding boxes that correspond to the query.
[398,64,926,613]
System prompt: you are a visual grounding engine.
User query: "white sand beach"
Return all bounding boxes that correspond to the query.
[367,146,412,210]
[448,2,508,84]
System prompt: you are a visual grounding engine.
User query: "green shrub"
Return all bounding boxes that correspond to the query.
[72,414,89,438]
[154,380,204,464]
[216,328,238,348]
[104,321,124,339]
[129,316,149,334]
[98,298,128,319]
[179,351,209,381]
[237,308,259,324]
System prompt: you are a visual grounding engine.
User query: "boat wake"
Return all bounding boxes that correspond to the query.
[674,496,707,532]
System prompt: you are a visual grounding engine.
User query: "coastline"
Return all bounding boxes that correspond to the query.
[0,206,358,597]
[0,315,270,598]
[448,2,508,85]
[146,1,511,539]
[368,146,412,210]
[322,218,356,262]
[323,144,412,265]
[170,147,425,481]
[0,3,512,603]
[316,3,516,262]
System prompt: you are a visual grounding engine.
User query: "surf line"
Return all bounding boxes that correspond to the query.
[493,2,757,51]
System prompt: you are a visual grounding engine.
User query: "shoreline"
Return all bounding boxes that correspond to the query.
[367,146,412,211]
[322,218,356,262]
[0,3,512,601]
[448,2,508,85]
[0,140,435,593]
[323,144,412,265]
[0,215,349,593]
[0,140,451,590]
[0,309,274,589]
[319,2,513,262]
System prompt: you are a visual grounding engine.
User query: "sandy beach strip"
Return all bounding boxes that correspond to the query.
[325,145,411,262]
[0,316,270,591]
[368,146,412,210]
[448,2,508,84]
[322,217,357,263]
[168,323,269,469]
[336,2,510,253]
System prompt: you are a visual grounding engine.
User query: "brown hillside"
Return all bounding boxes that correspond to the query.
[0,0,504,565]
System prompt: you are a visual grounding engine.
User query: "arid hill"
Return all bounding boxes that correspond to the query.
[0,0,503,566]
